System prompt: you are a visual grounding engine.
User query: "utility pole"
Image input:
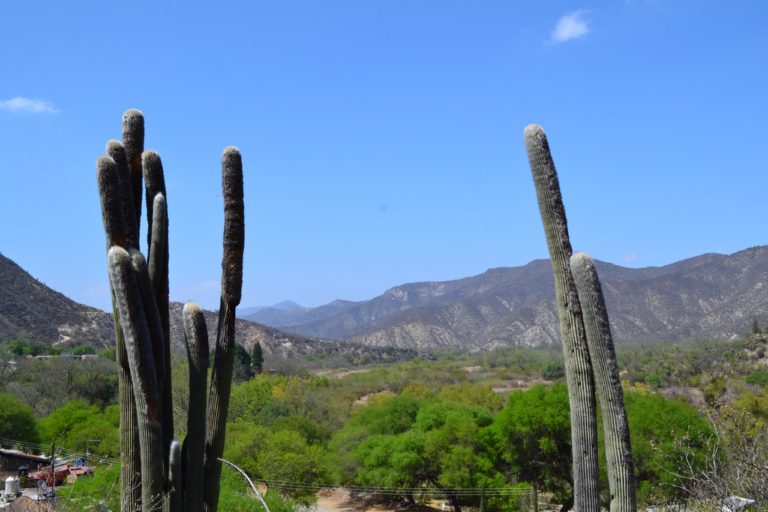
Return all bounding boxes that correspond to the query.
[84,439,101,464]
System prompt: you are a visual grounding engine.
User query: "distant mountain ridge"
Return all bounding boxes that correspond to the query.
[5,246,768,353]
[0,252,417,363]
[246,246,768,350]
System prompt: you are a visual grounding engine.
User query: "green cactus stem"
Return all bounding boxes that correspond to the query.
[203,147,245,512]
[169,439,183,512]
[106,141,139,248]
[96,155,141,512]
[108,246,165,512]
[183,302,209,512]
[122,110,145,237]
[142,150,167,253]
[146,189,173,465]
[143,151,172,465]
[524,124,599,512]
[570,252,636,512]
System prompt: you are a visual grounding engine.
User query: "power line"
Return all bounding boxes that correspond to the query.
[0,437,119,465]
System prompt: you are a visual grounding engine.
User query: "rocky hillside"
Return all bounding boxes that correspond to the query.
[251,246,768,350]
[0,252,417,363]
[0,253,114,347]
[7,246,768,353]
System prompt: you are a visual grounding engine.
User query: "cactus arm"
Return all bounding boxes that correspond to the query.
[107,140,139,248]
[571,253,636,512]
[97,155,141,512]
[203,147,244,512]
[169,440,183,512]
[147,191,173,463]
[144,151,172,459]
[220,147,245,306]
[183,303,209,512]
[122,110,145,237]
[142,150,168,254]
[131,238,167,416]
[109,246,165,511]
[524,124,600,512]
[96,156,128,249]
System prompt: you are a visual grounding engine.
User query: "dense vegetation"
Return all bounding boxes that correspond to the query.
[3,334,768,510]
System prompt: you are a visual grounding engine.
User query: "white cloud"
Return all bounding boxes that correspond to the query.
[0,96,59,113]
[550,10,590,44]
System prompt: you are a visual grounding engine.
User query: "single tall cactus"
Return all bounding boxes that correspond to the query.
[524,124,600,512]
[203,147,244,512]
[571,252,636,512]
[97,110,244,512]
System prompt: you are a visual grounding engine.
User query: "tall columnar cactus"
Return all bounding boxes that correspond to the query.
[570,253,636,512]
[524,124,600,512]
[101,139,142,512]
[183,303,209,512]
[203,147,244,512]
[97,110,244,512]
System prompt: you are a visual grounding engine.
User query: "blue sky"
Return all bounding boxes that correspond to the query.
[1,1,766,311]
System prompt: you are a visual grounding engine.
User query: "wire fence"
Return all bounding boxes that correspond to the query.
[0,436,119,466]
[1,437,538,509]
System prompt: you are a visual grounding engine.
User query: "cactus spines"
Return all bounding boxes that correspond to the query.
[221,146,244,306]
[147,190,173,463]
[570,253,636,512]
[106,141,139,248]
[142,150,168,253]
[96,156,127,249]
[99,110,243,512]
[524,124,600,512]
[168,439,183,512]
[203,146,245,512]
[96,154,141,511]
[108,246,165,511]
[122,110,145,233]
[183,302,209,512]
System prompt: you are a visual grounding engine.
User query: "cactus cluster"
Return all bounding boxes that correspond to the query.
[96,110,244,512]
[524,125,635,512]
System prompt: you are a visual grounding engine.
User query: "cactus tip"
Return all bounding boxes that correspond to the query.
[123,109,144,120]
[183,302,202,316]
[96,155,115,169]
[570,251,595,270]
[222,146,240,157]
[142,149,161,163]
[524,123,545,138]
[108,245,130,264]
[106,139,123,153]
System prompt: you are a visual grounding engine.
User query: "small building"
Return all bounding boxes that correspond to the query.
[0,449,50,474]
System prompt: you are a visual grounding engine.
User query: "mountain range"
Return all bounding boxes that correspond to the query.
[243,246,768,350]
[4,246,768,354]
[0,252,416,364]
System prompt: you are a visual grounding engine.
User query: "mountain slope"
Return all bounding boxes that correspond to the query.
[0,253,114,346]
[0,252,416,362]
[268,246,768,349]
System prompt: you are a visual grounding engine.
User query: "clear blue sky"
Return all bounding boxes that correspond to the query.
[1,1,766,312]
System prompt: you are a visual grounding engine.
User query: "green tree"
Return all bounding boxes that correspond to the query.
[0,391,38,443]
[38,400,120,457]
[337,395,507,512]
[438,382,503,412]
[493,383,573,508]
[224,421,333,506]
[541,361,565,380]
[251,341,264,375]
[623,390,714,504]
[234,344,255,382]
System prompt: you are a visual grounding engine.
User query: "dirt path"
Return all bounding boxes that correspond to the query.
[314,489,442,512]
